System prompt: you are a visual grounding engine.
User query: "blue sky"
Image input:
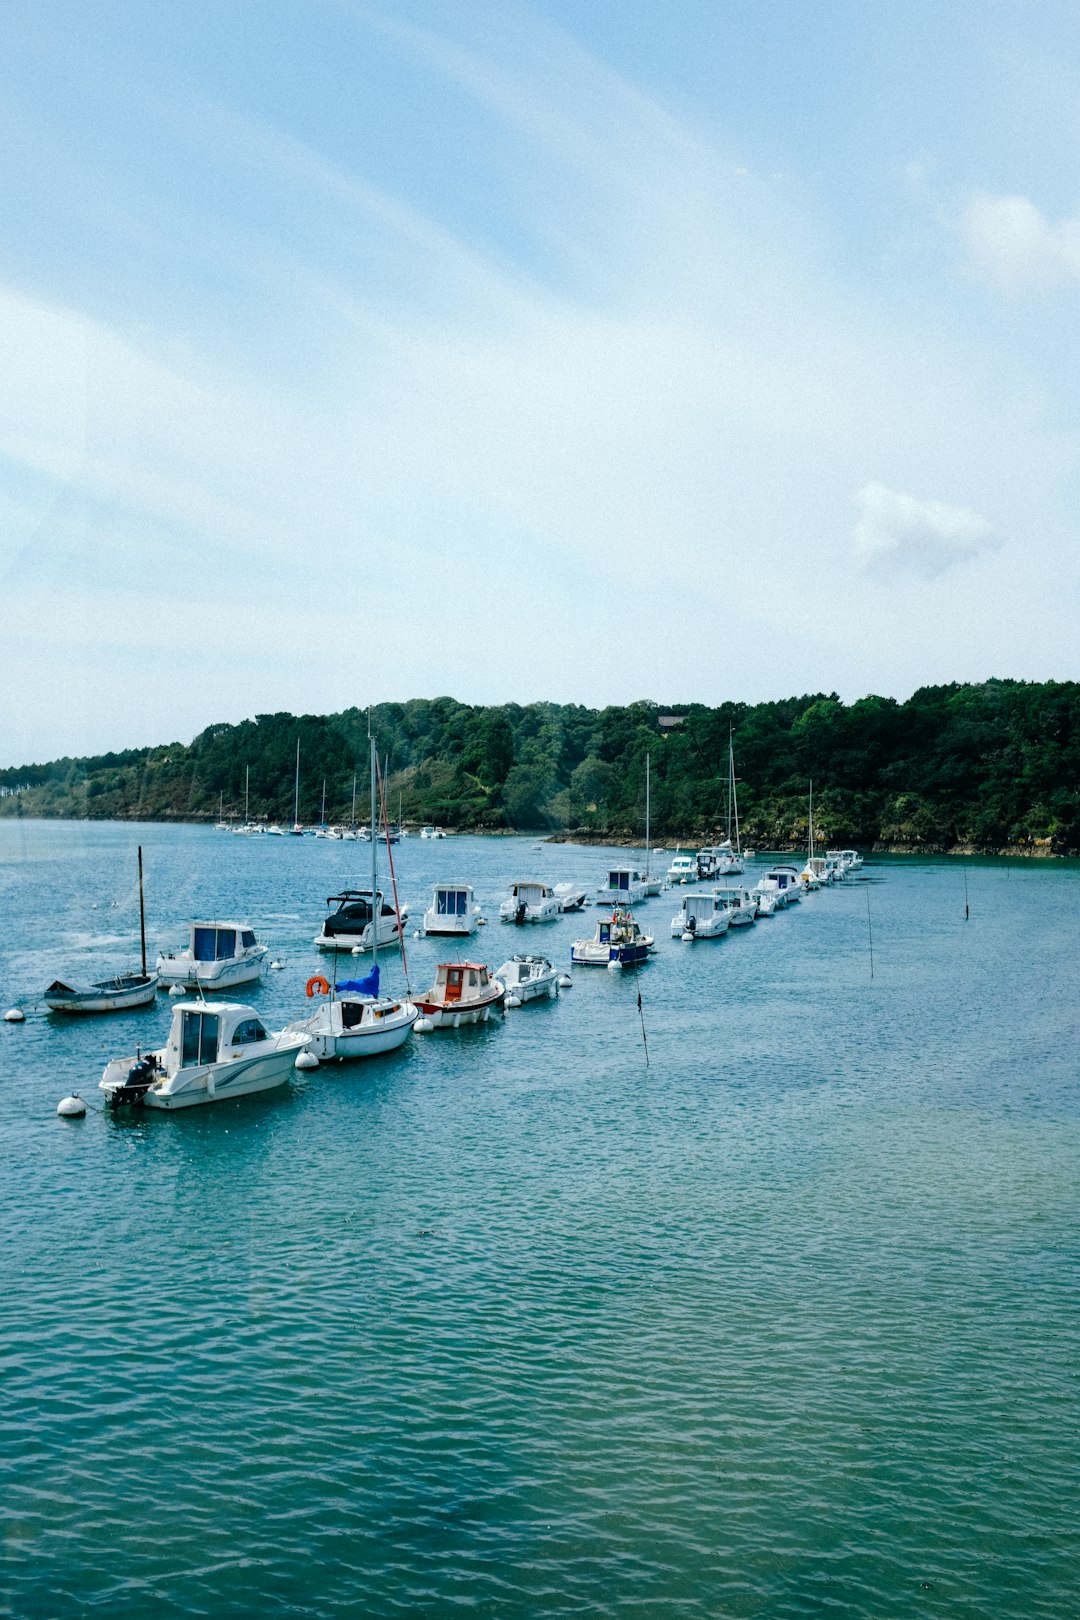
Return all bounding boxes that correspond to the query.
[3,0,1080,762]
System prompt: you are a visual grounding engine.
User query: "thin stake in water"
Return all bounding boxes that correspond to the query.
[866,887,875,979]
[963,855,970,921]
[637,987,650,1067]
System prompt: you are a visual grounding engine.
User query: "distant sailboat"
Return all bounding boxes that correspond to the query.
[290,737,304,833]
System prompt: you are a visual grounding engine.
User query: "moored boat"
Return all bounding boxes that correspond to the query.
[713,885,758,925]
[494,955,560,1004]
[499,880,559,924]
[45,973,159,1013]
[413,962,504,1027]
[157,922,268,991]
[595,867,648,906]
[671,892,730,940]
[421,882,478,936]
[285,962,417,1061]
[571,907,654,967]
[666,853,698,885]
[100,1000,309,1109]
[314,890,408,953]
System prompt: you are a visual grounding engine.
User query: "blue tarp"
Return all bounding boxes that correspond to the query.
[337,964,380,997]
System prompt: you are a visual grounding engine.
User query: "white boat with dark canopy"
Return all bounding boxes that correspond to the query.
[671,891,730,940]
[157,921,268,991]
[421,883,478,936]
[286,962,417,1061]
[100,1000,309,1109]
[314,890,407,953]
[494,955,560,1004]
[499,880,559,924]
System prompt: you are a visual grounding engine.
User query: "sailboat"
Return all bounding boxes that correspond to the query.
[288,737,418,1060]
[698,732,745,877]
[289,738,305,834]
[642,753,663,895]
[800,780,831,887]
[45,848,160,1012]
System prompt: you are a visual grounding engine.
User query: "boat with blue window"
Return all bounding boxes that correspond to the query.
[571,907,655,968]
[99,1001,310,1109]
[421,882,479,937]
[156,921,268,991]
[594,868,648,906]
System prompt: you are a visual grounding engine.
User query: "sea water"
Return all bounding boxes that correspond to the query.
[1,821,1078,1617]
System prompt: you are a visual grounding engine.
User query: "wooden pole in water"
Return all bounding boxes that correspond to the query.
[637,987,650,1067]
[866,886,874,979]
[963,856,970,921]
[138,845,147,978]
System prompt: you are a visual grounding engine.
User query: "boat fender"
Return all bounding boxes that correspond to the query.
[306,975,331,998]
[168,984,184,997]
[505,994,522,1009]
[57,1093,86,1117]
[295,1050,319,1070]
[558,975,573,989]
[414,1017,433,1033]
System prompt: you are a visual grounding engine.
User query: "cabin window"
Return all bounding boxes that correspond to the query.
[181,1011,220,1067]
[468,970,477,987]
[599,924,610,942]
[240,930,256,949]
[448,969,461,985]
[193,928,216,962]
[215,929,236,959]
[232,1018,267,1046]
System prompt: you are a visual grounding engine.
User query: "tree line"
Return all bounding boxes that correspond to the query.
[2,680,1079,853]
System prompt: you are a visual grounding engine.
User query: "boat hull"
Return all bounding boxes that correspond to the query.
[288,1002,419,1061]
[157,954,267,990]
[570,942,652,967]
[314,914,405,953]
[101,1037,308,1109]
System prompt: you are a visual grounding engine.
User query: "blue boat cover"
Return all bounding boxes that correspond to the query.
[337,964,380,996]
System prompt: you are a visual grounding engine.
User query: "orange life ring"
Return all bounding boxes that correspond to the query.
[306,975,331,998]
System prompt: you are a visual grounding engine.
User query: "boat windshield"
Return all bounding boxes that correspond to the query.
[436,889,468,915]
[232,1018,267,1045]
[194,927,237,961]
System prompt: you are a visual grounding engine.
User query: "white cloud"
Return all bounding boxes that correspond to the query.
[851,482,999,578]
[961,192,1080,293]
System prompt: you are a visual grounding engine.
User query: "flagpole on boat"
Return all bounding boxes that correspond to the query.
[137,845,147,978]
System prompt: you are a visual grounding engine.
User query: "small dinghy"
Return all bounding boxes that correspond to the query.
[413,962,504,1028]
[285,963,418,1061]
[45,973,158,1014]
[100,1000,310,1110]
[494,955,559,1004]
[553,882,588,912]
[46,846,158,1012]
[571,907,654,968]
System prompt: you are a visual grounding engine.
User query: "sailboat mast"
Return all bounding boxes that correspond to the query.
[370,735,379,971]
[137,845,147,978]
[808,779,814,862]
[245,765,249,823]
[645,752,651,878]
[730,736,741,857]
[351,772,356,828]
[293,737,300,826]
[320,779,326,827]
[726,729,733,844]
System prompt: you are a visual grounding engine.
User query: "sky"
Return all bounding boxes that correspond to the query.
[3,0,1080,764]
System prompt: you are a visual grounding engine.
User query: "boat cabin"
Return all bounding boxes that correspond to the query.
[506,881,554,905]
[435,963,492,1003]
[431,884,473,920]
[683,892,726,922]
[604,869,643,892]
[191,924,259,962]
[164,1002,271,1071]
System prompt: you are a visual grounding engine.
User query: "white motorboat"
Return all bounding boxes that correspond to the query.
[499,880,559,924]
[666,853,698,885]
[266,824,285,836]
[671,891,730,940]
[799,781,829,887]
[420,825,446,839]
[696,842,743,880]
[421,882,479,936]
[595,867,648,906]
[314,890,408,953]
[494,955,560,1004]
[100,1000,309,1110]
[712,886,758,926]
[755,866,803,907]
[45,973,159,1013]
[285,962,417,1061]
[413,962,504,1027]
[157,922,268,991]
[571,908,654,967]
[553,882,588,912]
[828,848,863,873]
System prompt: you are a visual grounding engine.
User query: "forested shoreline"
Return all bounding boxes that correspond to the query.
[3,680,1079,855]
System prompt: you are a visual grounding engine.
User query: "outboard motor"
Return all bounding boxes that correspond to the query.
[110,1054,159,1108]
[515,902,527,926]
[686,913,697,934]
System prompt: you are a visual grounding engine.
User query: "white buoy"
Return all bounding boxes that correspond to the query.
[476,916,487,926]
[414,929,423,939]
[168,984,184,997]
[269,960,285,971]
[4,1007,25,1022]
[414,1017,433,1033]
[295,1050,319,1070]
[57,1093,86,1118]
[558,975,573,989]
[505,994,522,1009]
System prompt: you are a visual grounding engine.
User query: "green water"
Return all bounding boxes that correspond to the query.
[1,822,1077,1617]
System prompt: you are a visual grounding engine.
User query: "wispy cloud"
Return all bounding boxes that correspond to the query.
[961,192,1080,293]
[852,482,999,578]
